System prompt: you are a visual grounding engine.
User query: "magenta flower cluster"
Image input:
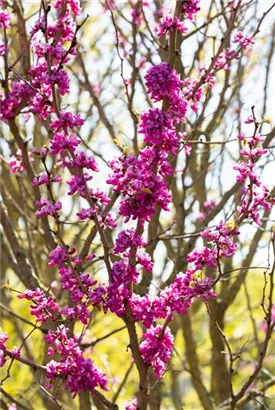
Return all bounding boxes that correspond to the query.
[181,0,200,20]
[8,149,33,174]
[157,15,188,37]
[197,199,217,220]
[107,150,172,222]
[0,331,20,368]
[35,197,62,217]
[140,325,174,378]
[113,228,147,254]
[144,62,183,102]
[18,288,59,323]
[234,131,273,225]
[48,246,106,324]
[0,9,10,29]
[0,331,8,368]
[0,0,80,121]
[45,325,108,396]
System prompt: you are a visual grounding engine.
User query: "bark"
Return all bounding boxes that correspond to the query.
[208,300,230,405]
[181,314,214,410]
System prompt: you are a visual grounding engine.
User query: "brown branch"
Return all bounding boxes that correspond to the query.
[77,53,117,143]
[112,363,134,403]
[81,326,126,349]
[230,235,275,408]
[3,351,118,409]
[1,203,40,289]
[222,207,270,308]
[7,119,56,250]
[0,303,47,334]
[236,377,275,409]
[180,313,214,410]
[123,305,150,410]
[0,387,31,410]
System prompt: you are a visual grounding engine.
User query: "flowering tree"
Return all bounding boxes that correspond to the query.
[1,0,275,409]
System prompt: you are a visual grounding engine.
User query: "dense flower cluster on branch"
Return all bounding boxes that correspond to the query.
[45,325,108,396]
[234,130,272,225]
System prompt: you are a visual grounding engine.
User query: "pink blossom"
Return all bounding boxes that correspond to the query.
[98,212,117,229]
[67,173,92,196]
[77,207,98,220]
[157,15,188,37]
[139,108,180,154]
[10,347,20,359]
[8,149,33,174]
[136,252,154,272]
[8,155,25,174]
[0,331,8,349]
[130,0,148,25]
[140,325,174,378]
[58,267,98,324]
[48,246,68,267]
[18,288,59,323]
[199,63,216,88]
[130,270,215,328]
[70,151,98,171]
[233,32,255,50]
[168,89,188,122]
[32,173,62,187]
[88,284,107,306]
[50,133,81,155]
[112,260,139,284]
[145,63,183,102]
[0,10,10,29]
[237,132,246,140]
[87,188,110,205]
[35,197,62,217]
[107,151,171,222]
[244,114,254,124]
[0,349,6,368]
[45,325,107,396]
[50,70,70,95]
[187,247,217,269]
[181,0,200,20]
[55,0,81,16]
[113,228,146,254]
[50,111,84,132]
[126,398,137,410]
[234,126,272,225]
[197,200,217,220]
[139,108,175,146]
[182,77,203,111]
[6,0,274,402]
[103,282,129,317]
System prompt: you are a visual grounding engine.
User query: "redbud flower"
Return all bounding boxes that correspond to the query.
[50,111,84,132]
[157,15,188,37]
[0,10,10,29]
[140,325,174,378]
[45,325,107,396]
[50,133,81,155]
[55,0,81,15]
[35,197,62,217]
[182,0,200,20]
[145,63,183,102]
[18,288,59,323]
